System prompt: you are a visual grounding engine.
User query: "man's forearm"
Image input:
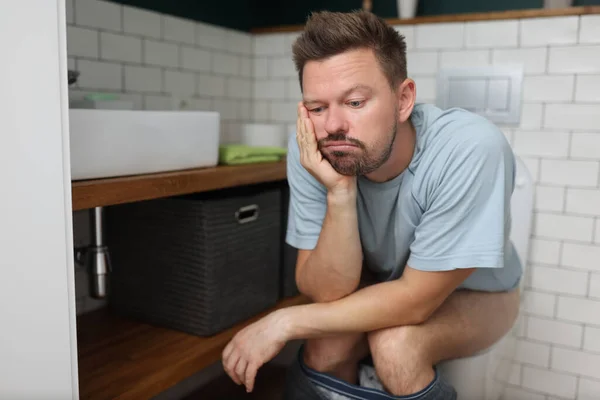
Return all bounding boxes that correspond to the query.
[282,279,429,340]
[297,189,363,302]
[281,266,475,340]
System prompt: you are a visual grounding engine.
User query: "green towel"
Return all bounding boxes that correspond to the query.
[219,144,287,165]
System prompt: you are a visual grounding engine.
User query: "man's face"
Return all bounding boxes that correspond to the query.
[302,48,399,176]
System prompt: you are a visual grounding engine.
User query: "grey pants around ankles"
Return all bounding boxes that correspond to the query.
[282,346,457,400]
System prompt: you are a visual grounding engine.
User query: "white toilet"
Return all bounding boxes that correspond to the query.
[437,155,534,400]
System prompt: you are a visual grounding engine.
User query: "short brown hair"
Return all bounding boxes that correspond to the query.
[292,10,407,91]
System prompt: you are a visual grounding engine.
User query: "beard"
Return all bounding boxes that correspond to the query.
[317,119,398,176]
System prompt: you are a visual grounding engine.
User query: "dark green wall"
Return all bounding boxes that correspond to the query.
[416,0,543,16]
[252,0,544,28]
[107,0,254,31]
[574,0,600,4]
[106,0,594,32]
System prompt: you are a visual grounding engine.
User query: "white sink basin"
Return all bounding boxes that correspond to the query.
[68,109,220,181]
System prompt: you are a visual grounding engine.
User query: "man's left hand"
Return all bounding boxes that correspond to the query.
[222,309,290,393]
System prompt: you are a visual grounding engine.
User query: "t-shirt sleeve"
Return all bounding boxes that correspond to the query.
[407,129,515,272]
[285,135,327,250]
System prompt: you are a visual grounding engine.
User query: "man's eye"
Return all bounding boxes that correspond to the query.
[348,100,363,108]
[310,107,324,113]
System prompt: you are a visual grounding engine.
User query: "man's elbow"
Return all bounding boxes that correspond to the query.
[298,280,359,303]
[296,268,360,302]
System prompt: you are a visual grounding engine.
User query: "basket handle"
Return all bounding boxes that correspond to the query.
[235,204,260,224]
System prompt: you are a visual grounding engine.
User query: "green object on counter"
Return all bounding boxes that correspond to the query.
[219,144,287,165]
[84,93,119,101]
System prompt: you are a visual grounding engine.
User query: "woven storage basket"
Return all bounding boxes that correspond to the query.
[281,184,299,298]
[105,183,282,337]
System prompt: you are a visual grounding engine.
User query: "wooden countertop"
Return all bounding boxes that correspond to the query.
[71,161,287,211]
[251,6,600,33]
[77,294,310,400]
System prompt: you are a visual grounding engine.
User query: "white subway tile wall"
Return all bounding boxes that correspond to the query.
[520,16,579,47]
[68,2,600,397]
[67,0,254,147]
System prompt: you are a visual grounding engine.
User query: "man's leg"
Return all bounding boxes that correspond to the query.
[300,267,376,383]
[283,334,370,400]
[303,333,370,383]
[368,288,520,396]
[283,269,374,400]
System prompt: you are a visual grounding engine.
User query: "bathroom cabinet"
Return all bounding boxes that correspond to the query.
[73,161,304,399]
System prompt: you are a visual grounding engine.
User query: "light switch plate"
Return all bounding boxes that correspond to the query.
[436,65,524,125]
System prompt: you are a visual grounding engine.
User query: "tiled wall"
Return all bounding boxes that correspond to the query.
[69,2,600,398]
[66,0,253,143]
[251,33,303,127]
[254,14,600,400]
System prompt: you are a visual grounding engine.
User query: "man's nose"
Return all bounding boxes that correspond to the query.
[324,106,348,135]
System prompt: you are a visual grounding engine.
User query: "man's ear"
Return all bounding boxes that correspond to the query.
[396,78,416,123]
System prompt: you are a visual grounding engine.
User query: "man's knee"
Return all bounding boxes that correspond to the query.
[368,324,425,366]
[303,334,368,373]
[367,326,436,395]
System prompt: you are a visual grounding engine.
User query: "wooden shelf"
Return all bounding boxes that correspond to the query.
[71,161,287,211]
[77,294,310,400]
[251,6,600,33]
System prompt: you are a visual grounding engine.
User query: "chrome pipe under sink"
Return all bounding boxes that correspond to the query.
[75,206,111,299]
[89,206,110,298]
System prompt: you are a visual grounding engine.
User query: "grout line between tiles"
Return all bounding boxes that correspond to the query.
[540,103,546,130]
[120,4,124,33]
[558,241,564,267]
[121,65,125,92]
[72,0,77,25]
[581,320,588,352]
[519,363,526,388]
[97,30,102,60]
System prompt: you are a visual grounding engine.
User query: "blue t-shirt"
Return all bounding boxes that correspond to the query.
[285,103,522,292]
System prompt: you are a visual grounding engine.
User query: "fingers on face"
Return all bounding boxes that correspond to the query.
[304,118,316,144]
[296,105,310,160]
[296,104,319,162]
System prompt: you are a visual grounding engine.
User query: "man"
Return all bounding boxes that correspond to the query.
[221,10,521,400]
